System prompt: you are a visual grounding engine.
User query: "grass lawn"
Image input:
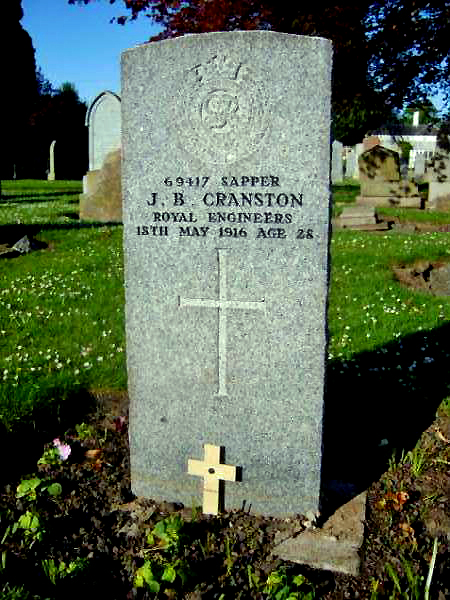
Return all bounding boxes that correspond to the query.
[0,180,449,599]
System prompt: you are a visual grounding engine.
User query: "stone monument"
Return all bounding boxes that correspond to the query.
[80,90,122,222]
[85,91,121,174]
[357,145,422,207]
[79,149,122,222]
[413,152,426,180]
[345,147,357,179]
[47,140,56,181]
[428,143,450,210]
[331,140,344,183]
[122,31,332,517]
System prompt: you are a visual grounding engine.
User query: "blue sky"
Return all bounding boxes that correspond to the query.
[22,0,162,105]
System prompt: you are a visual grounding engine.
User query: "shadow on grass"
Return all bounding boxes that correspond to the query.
[0,222,122,245]
[1,191,81,202]
[321,322,450,519]
[0,378,97,487]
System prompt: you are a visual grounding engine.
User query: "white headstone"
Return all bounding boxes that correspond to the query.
[331,140,344,183]
[345,147,357,178]
[47,140,56,181]
[86,91,121,172]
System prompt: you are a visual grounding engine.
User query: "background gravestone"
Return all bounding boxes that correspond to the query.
[86,91,121,173]
[428,145,450,210]
[122,31,332,517]
[357,145,421,207]
[47,140,56,180]
[331,140,344,183]
[345,147,357,178]
[413,152,426,179]
[80,91,122,222]
[79,149,122,222]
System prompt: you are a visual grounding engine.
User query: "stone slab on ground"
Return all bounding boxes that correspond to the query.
[272,492,367,576]
[356,195,423,208]
[334,205,377,227]
[333,205,391,230]
[334,222,390,231]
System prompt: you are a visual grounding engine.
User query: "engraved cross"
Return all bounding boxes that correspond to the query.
[179,249,265,396]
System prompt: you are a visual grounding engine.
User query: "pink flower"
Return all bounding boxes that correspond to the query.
[113,416,127,433]
[53,438,71,461]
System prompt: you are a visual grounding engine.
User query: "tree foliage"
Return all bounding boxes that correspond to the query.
[401,99,440,126]
[1,2,88,179]
[69,0,450,143]
[1,0,38,179]
[26,82,88,180]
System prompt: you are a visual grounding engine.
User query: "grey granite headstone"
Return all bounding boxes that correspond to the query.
[86,91,121,171]
[122,31,332,517]
[331,140,343,183]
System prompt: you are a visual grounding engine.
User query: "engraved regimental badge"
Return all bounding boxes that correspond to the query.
[174,54,270,165]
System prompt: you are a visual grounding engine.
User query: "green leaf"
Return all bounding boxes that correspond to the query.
[46,482,62,497]
[162,564,177,583]
[292,575,306,586]
[17,511,40,530]
[134,561,159,591]
[275,585,291,600]
[148,579,160,593]
[153,520,166,537]
[16,478,42,498]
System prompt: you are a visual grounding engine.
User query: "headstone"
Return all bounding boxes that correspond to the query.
[413,152,426,179]
[80,91,122,222]
[357,145,421,207]
[79,149,122,222]
[86,91,121,172]
[345,147,357,178]
[47,140,56,181]
[428,145,450,210]
[122,31,332,517]
[331,140,344,183]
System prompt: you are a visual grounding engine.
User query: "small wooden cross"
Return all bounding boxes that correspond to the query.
[188,444,238,515]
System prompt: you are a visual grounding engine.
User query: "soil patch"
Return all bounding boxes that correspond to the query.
[1,392,449,599]
[393,260,450,296]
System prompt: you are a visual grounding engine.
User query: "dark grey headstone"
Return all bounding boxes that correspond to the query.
[122,31,332,517]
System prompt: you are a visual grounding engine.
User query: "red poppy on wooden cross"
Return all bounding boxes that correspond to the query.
[188,444,238,515]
